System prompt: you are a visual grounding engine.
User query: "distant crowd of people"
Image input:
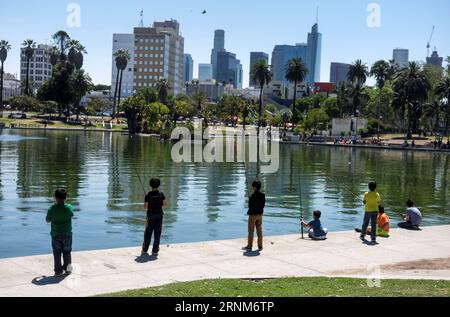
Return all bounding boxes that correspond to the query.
[44,179,424,276]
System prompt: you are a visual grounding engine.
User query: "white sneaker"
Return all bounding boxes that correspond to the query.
[65,264,73,274]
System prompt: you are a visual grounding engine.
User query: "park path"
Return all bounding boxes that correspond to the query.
[1,226,450,297]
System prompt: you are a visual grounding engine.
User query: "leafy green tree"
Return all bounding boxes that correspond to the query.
[285,58,309,125]
[303,108,330,131]
[0,40,11,110]
[142,102,170,133]
[121,94,146,134]
[348,60,369,117]
[49,46,59,76]
[70,69,93,120]
[435,77,450,141]
[156,78,171,104]
[22,39,36,96]
[321,98,340,118]
[9,95,40,112]
[86,96,107,117]
[192,92,209,113]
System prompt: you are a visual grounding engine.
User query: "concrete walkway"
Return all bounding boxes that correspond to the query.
[1,226,450,297]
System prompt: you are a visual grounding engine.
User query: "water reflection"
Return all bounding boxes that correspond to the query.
[0,129,449,258]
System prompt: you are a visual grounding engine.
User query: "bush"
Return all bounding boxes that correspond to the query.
[8,96,41,112]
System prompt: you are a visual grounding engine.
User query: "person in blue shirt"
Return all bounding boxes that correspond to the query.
[301,210,328,240]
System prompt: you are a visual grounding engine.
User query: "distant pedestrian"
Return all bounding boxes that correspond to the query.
[398,200,423,231]
[301,210,328,240]
[46,189,74,276]
[242,180,266,252]
[141,178,166,256]
[360,182,381,243]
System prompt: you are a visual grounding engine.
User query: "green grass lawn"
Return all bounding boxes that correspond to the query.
[100,277,450,297]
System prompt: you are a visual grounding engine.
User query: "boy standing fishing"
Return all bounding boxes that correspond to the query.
[360,182,381,244]
[46,189,74,276]
[142,178,166,256]
[243,180,266,252]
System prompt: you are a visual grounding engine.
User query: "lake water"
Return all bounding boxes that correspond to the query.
[0,129,449,258]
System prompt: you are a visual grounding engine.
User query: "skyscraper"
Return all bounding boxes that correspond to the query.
[216,51,242,88]
[330,62,350,85]
[306,23,322,84]
[393,49,409,68]
[184,54,193,83]
[210,30,225,79]
[198,63,213,80]
[271,44,307,85]
[249,52,269,87]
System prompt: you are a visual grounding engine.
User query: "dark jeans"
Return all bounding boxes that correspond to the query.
[398,221,421,230]
[361,212,377,241]
[142,214,163,254]
[51,234,72,274]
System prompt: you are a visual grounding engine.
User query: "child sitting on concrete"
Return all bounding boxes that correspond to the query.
[301,211,328,240]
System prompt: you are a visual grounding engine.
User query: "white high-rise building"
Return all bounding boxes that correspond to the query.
[393,48,409,68]
[198,64,213,80]
[20,44,53,92]
[111,34,135,98]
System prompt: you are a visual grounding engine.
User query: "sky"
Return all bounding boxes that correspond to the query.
[1,0,450,88]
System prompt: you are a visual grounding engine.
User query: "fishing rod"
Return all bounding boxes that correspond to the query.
[133,166,147,195]
[299,166,304,240]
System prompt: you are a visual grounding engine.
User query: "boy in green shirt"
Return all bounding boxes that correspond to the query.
[46,189,74,276]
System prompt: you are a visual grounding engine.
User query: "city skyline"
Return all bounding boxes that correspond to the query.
[1,0,450,88]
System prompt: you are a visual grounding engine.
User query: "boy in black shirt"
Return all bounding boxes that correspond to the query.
[243,180,266,252]
[142,178,166,256]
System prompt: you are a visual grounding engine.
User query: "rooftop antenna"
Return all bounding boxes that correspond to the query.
[139,10,144,27]
[316,6,319,24]
[427,25,435,57]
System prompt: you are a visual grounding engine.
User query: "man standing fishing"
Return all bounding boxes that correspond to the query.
[141,178,166,257]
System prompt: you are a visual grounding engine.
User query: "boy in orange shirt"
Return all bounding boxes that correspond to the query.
[356,205,390,238]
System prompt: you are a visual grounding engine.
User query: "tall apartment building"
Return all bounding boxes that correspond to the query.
[393,48,409,68]
[330,62,350,85]
[249,52,269,87]
[20,44,53,92]
[111,34,135,98]
[183,54,193,83]
[112,19,185,97]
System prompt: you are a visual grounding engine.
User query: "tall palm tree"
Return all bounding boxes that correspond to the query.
[52,31,70,60]
[156,78,171,104]
[370,60,391,138]
[285,58,308,127]
[240,98,251,131]
[252,59,272,132]
[445,56,450,75]
[112,49,130,118]
[67,39,87,70]
[348,59,369,86]
[0,40,12,110]
[49,46,59,77]
[435,77,450,141]
[22,39,36,96]
[393,62,432,139]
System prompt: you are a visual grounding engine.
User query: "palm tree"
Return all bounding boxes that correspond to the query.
[0,40,12,111]
[52,31,70,60]
[22,39,36,96]
[285,58,308,128]
[348,60,369,117]
[156,78,171,104]
[370,60,391,138]
[252,59,272,132]
[112,49,130,118]
[436,77,450,141]
[445,56,450,75]
[393,62,432,139]
[67,39,87,70]
[240,98,251,131]
[192,92,208,112]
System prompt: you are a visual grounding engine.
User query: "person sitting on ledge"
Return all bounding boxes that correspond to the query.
[301,210,328,240]
[355,205,390,238]
[398,200,423,231]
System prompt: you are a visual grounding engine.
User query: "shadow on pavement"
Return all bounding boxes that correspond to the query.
[32,274,69,286]
[243,251,261,257]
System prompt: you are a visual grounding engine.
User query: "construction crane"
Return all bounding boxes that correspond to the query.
[427,25,435,57]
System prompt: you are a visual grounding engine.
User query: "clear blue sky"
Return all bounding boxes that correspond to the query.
[1,0,449,87]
